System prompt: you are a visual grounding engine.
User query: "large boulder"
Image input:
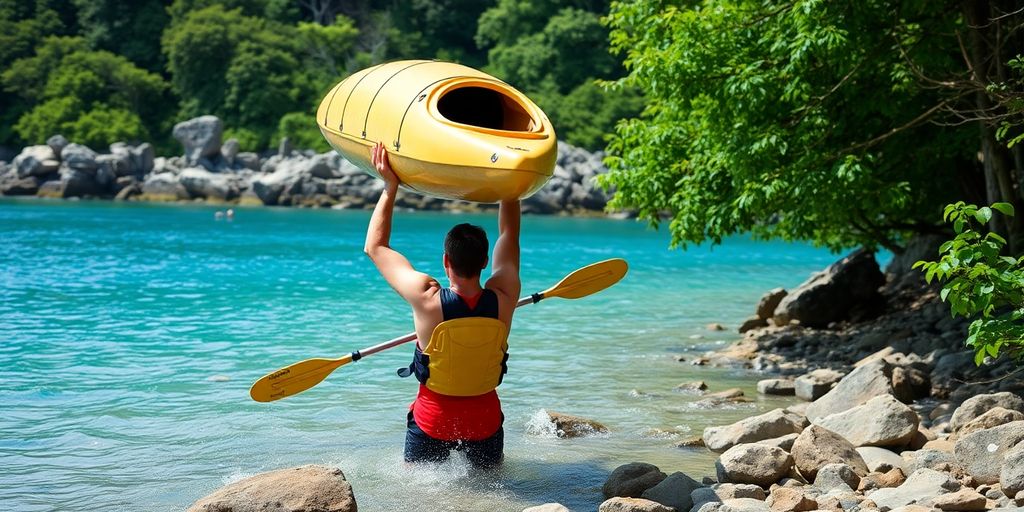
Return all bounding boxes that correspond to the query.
[757,379,795,396]
[0,172,40,195]
[61,143,99,173]
[955,407,1024,440]
[178,168,241,200]
[604,462,667,498]
[173,115,223,165]
[804,360,895,421]
[640,472,704,512]
[46,134,69,156]
[950,392,1024,432]
[1002,442,1024,497]
[794,369,844,402]
[772,249,884,328]
[756,288,788,319]
[13,145,59,178]
[790,425,869,480]
[953,420,1024,484]
[856,446,906,473]
[141,172,188,200]
[715,443,794,487]
[186,465,356,512]
[813,394,919,447]
[703,409,807,453]
[866,468,960,510]
[41,167,104,198]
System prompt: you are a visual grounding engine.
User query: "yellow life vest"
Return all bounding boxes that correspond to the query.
[421,316,508,396]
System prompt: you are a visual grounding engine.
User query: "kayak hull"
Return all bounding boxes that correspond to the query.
[317,60,556,203]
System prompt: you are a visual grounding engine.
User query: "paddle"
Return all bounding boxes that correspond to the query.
[249,258,628,402]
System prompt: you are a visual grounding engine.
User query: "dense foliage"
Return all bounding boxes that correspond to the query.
[916,202,1024,364]
[0,0,635,152]
[601,0,1024,253]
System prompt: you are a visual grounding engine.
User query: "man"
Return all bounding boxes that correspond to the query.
[363,142,521,468]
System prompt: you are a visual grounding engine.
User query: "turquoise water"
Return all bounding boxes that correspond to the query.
[1,199,842,511]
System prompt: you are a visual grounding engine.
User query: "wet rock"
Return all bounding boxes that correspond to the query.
[794,369,844,402]
[757,288,788,320]
[705,388,745,400]
[186,464,355,512]
[1003,443,1024,497]
[677,381,709,392]
[814,463,859,492]
[813,394,919,447]
[703,409,807,453]
[772,249,884,328]
[641,472,704,512]
[716,443,794,487]
[856,446,906,473]
[926,488,988,510]
[955,407,1024,440]
[791,425,869,480]
[804,360,895,421]
[677,436,706,448]
[953,420,1024,484]
[739,316,768,333]
[757,379,795,396]
[544,411,608,438]
[708,323,726,331]
[867,468,960,510]
[950,392,1024,432]
[604,462,667,498]
[173,115,223,165]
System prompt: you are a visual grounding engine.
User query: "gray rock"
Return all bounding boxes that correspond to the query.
[46,134,68,156]
[951,393,1024,432]
[813,394,918,447]
[856,446,906,473]
[691,487,723,512]
[954,420,1024,484]
[716,443,794,487]
[0,172,40,195]
[957,408,1024,440]
[95,154,131,184]
[600,497,675,512]
[804,360,895,421]
[757,379,796,396]
[902,449,962,476]
[14,145,59,177]
[756,288,788,319]
[791,425,869,481]
[772,248,884,328]
[867,468,960,510]
[719,498,770,512]
[814,463,859,492]
[173,115,223,165]
[178,168,239,200]
[641,472,704,512]
[49,168,103,198]
[739,316,768,333]
[221,138,240,166]
[186,464,356,512]
[1003,442,1024,497]
[757,433,800,452]
[523,504,570,512]
[141,173,188,200]
[703,409,807,453]
[794,369,844,402]
[604,462,668,498]
[133,143,155,175]
[716,484,766,501]
[278,137,294,157]
[61,143,99,173]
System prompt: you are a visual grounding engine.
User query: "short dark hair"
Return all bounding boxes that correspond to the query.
[444,223,489,278]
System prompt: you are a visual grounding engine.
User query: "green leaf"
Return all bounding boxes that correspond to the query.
[992,202,1015,217]
[974,207,992,224]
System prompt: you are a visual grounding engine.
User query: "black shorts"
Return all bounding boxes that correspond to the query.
[404,411,504,468]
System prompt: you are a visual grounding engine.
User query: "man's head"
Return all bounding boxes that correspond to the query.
[443,223,489,278]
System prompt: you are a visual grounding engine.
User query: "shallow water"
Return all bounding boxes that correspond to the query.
[0,198,844,511]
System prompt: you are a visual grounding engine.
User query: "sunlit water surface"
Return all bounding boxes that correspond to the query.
[0,199,845,511]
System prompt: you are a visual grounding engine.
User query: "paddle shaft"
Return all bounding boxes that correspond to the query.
[346,293,545,362]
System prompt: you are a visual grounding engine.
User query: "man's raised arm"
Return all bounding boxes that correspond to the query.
[363,142,433,305]
[486,199,522,305]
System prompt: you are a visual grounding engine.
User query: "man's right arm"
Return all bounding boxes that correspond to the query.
[486,199,522,313]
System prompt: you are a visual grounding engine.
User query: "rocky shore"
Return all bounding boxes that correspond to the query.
[0,115,616,215]
[184,240,1024,512]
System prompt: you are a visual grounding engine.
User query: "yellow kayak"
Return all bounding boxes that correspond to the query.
[316,60,556,203]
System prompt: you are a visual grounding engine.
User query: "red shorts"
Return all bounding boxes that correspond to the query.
[411,385,502,441]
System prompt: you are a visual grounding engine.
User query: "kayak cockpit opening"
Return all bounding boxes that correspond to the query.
[437,86,537,132]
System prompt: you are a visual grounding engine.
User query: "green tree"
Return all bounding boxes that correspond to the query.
[600,1,1023,252]
[3,36,171,148]
[72,0,170,73]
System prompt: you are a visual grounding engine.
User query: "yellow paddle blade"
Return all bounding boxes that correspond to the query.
[540,258,628,300]
[249,355,352,403]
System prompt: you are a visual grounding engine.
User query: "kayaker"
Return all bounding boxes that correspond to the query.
[364,142,521,468]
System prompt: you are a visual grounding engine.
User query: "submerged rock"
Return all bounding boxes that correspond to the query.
[186,465,356,512]
[542,410,608,438]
